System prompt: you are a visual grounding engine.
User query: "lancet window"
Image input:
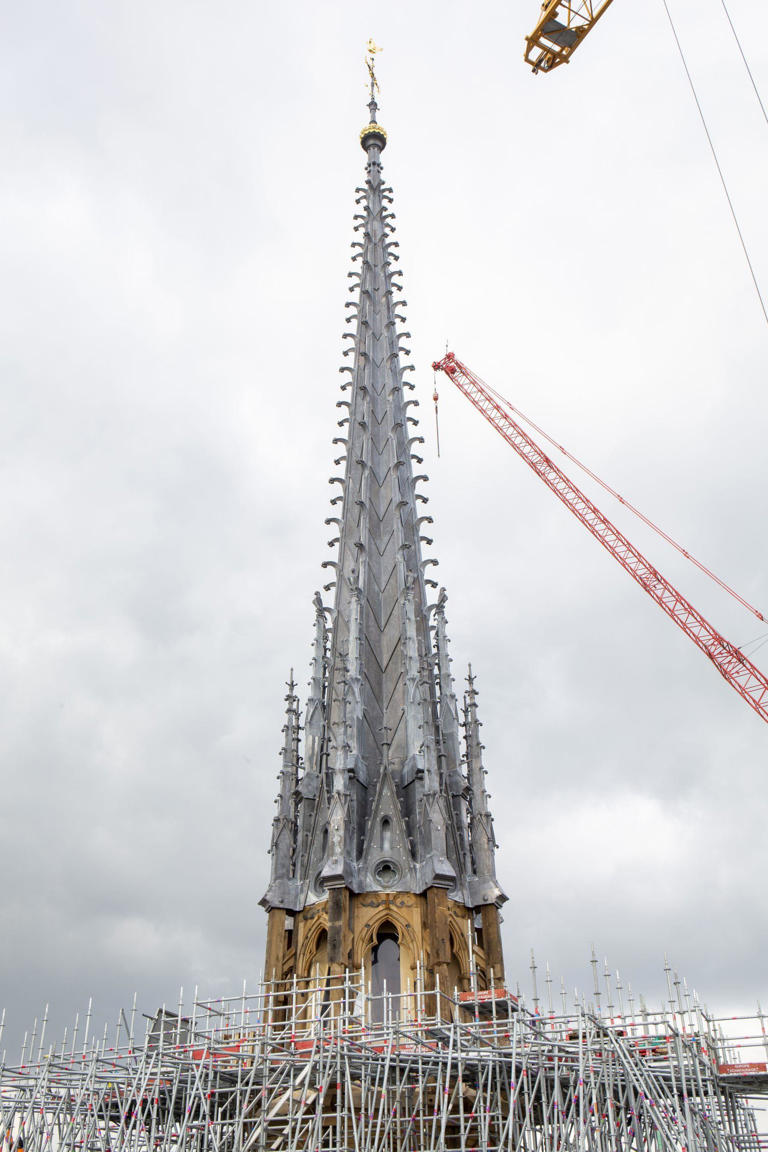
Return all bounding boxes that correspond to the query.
[371,922,400,1022]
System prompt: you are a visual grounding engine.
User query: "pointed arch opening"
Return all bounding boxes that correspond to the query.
[380,817,392,852]
[311,929,331,1022]
[370,921,400,1023]
[446,928,464,998]
[313,929,329,975]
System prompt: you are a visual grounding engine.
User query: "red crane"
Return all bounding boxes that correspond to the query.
[431,351,768,726]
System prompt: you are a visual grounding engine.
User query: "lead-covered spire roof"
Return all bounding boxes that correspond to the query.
[261,66,504,913]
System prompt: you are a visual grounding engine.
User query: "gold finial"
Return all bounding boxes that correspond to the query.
[360,39,386,149]
[365,39,382,96]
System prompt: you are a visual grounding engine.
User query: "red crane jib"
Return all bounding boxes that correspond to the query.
[432,352,768,726]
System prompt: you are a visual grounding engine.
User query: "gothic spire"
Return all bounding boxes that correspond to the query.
[262,76,503,914]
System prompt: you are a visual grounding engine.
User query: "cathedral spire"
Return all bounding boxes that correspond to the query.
[262,62,506,992]
[310,73,471,900]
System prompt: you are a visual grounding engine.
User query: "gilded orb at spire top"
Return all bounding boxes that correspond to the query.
[360,121,387,151]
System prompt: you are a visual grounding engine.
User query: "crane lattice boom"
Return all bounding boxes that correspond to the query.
[525,0,615,73]
[432,352,768,726]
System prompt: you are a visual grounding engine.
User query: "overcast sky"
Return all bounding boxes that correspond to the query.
[1,0,766,1060]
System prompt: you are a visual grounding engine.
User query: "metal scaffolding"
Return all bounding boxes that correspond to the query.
[2,959,767,1151]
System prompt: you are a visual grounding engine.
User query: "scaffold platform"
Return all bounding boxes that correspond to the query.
[2,963,768,1151]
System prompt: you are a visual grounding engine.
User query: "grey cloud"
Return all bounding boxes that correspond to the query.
[1,0,766,1059]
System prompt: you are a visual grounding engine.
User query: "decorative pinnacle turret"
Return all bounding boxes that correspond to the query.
[463,664,506,907]
[261,671,301,907]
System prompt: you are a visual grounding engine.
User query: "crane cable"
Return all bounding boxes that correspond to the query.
[661,0,768,329]
[718,0,768,129]
[472,372,766,625]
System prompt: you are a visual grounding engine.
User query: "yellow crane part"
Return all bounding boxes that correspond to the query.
[524,0,615,73]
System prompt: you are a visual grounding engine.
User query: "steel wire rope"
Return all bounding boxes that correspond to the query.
[471,371,766,623]
[661,0,768,328]
[718,0,768,128]
[737,629,768,655]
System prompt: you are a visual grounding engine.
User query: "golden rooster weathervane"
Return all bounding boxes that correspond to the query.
[365,38,382,98]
